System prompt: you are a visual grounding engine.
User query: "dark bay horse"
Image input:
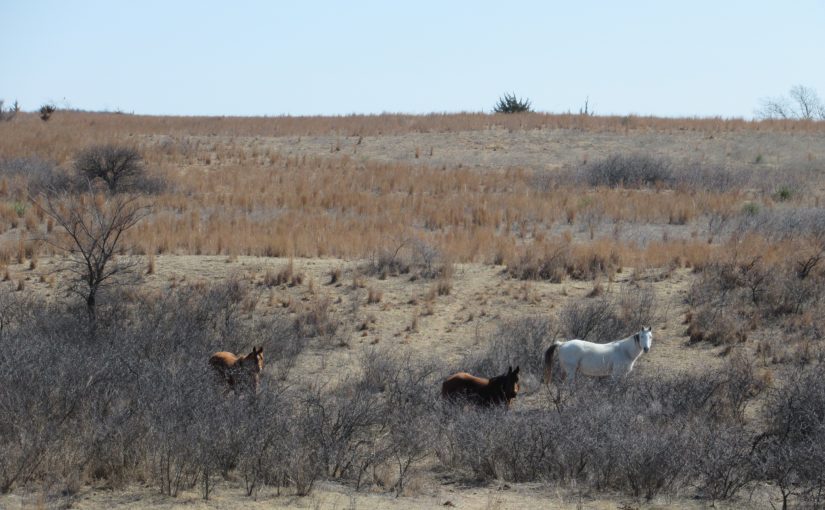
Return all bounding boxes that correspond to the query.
[209,346,264,393]
[441,366,520,408]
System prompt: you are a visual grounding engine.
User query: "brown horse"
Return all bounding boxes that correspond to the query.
[209,346,264,393]
[441,366,520,408]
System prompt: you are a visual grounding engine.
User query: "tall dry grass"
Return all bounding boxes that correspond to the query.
[2,111,824,281]
[3,110,825,163]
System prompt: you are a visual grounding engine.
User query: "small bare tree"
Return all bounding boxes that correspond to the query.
[34,186,151,324]
[756,85,825,120]
[74,145,146,193]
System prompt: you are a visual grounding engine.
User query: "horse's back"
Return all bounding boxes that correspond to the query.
[442,372,488,397]
[209,351,238,370]
[560,339,614,356]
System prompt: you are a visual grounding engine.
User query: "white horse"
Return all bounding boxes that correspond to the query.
[543,327,652,384]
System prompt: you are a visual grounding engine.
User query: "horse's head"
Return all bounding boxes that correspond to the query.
[502,365,521,402]
[635,327,653,353]
[240,346,264,390]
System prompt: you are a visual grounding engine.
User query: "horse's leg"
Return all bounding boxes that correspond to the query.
[568,362,577,385]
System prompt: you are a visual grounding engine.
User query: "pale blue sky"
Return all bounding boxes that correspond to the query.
[2,1,823,118]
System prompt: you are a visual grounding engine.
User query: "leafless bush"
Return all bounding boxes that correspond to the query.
[559,296,624,342]
[690,423,755,501]
[73,144,164,194]
[293,296,345,344]
[688,251,825,350]
[259,312,306,381]
[297,382,385,483]
[441,375,700,498]
[674,162,748,192]
[507,245,569,282]
[463,316,556,383]
[0,157,72,194]
[686,306,747,346]
[617,284,659,329]
[754,363,825,509]
[584,154,674,188]
[0,291,34,340]
[365,238,451,280]
[756,84,825,121]
[36,188,151,324]
[734,207,825,240]
[440,407,557,482]
[764,265,825,317]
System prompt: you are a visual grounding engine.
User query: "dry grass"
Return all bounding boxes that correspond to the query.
[4,111,825,163]
[3,111,825,285]
[6,153,801,282]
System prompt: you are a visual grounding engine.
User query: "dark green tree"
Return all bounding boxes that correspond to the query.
[494,92,532,113]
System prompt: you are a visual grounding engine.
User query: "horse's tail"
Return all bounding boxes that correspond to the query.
[543,342,560,384]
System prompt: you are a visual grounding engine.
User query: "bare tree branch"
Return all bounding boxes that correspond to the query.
[31,184,151,324]
[757,85,825,120]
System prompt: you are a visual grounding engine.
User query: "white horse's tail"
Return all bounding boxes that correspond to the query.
[543,342,561,384]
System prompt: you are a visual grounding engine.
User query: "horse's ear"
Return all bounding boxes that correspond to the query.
[508,365,512,374]
[255,346,263,354]
[645,326,651,332]
[513,366,520,375]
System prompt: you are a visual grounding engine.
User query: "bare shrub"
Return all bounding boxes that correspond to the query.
[294,296,344,343]
[440,372,706,499]
[686,306,747,346]
[297,382,385,483]
[754,363,825,509]
[463,316,556,384]
[617,284,659,328]
[507,245,569,282]
[675,162,748,192]
[441,407,556,482]
[756,84,825,121]
[73,144,164,194]
[365,238,451,280]
[765,264,825,316]
[258,312,305,382]
[690,423,756,501]
[559,296,623,342]
[735,207,825,240]
[35,188,151,324]
[584,154,674,188]
[0,157,72,194]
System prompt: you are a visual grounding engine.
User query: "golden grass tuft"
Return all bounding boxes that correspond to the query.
[367,286,383,304]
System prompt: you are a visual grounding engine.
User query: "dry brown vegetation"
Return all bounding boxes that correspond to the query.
[1,111,825,509]
[3,112,824,279]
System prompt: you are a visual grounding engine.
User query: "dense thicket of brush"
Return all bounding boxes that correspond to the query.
[2,283,823,507]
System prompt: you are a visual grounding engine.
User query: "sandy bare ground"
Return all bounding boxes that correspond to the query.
[8,253,718,381]
[2,479,764,510]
